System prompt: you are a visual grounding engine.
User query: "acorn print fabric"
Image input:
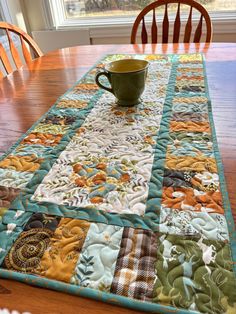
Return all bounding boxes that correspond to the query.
[0,54,235,314]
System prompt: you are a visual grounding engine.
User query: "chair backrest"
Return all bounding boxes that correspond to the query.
[0,22,43,77]
[131,0,212,44]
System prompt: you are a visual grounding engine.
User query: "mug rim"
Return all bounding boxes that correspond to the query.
[105,59,149,74]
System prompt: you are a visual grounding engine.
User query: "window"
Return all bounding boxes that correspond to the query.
[0,0,19,50]
[63,0,236,19]
[46,0,236,32]
[0,0,13,22]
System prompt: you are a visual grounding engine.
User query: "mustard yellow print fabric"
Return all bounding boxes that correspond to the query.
[37,218,90,283]
[56,99,89,109]
[165,155,218,173]
[0,155,43,172]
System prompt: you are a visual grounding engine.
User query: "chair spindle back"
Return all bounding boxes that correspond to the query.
[0,22,43,77]
[131,0,212,44]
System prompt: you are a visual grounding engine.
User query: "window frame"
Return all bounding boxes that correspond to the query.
[0,0,13,23]
[0,0,19,50]
[45,0,236,30]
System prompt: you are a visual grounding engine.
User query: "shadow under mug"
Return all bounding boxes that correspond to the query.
[95,59,149,106]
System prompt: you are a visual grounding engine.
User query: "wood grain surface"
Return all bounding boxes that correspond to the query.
[0,43,235,314]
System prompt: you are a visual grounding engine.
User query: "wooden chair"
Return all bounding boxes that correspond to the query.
[0,22,43,77]
[131,0,212,44]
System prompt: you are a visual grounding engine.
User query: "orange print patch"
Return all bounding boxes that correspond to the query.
[170,121,210,133]
[22,133,63,146]
[162,186,224,214]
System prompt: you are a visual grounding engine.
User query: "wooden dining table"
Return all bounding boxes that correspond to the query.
[0,42,235,314]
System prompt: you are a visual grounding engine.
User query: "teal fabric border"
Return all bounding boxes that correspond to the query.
[145,55,178,221]
[202,56,236,274]
[0,269,199,314]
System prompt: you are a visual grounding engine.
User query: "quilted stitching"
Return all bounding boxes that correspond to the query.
[0,53,235,314]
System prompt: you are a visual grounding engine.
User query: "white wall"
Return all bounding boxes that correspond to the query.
[22,0,51,32]
[32,29,90,52]
[7,0,28,31]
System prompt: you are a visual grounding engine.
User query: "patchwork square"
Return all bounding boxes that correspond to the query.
[0,155,43,172]
[160,207,228,241]
[153,234,236,314]
[71,223,123,291]
[21,132,63,146]
[0,168,34,189]
[110,228,157,301]
[0,186,21,209]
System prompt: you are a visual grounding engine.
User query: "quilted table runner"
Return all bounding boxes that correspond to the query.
[0,53,235,314]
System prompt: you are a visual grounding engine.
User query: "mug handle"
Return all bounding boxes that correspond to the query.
[95,70,113,94]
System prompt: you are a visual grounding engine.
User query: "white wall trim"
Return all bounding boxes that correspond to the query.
[32,28,90,53]
[90,17,236,38]
[41,0,55,30]
[45,0,236,30]
[0,0,13,23]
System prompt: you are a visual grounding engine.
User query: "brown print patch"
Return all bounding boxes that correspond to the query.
[172,112,208,122]
[42,115,76,126]
[111,228,157,301]
[0,186,21,209]
[176,75,204,81]
[177,67,203,74]
[4,228,54,272]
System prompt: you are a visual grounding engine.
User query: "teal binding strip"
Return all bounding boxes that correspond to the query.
[0,269,199,314]
[202,55,236,274]
[145,54,179,224]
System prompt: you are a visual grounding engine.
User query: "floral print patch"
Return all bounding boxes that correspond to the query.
[32,61,172,215]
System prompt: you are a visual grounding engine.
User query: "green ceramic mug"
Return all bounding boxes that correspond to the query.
[95,59,149,106]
